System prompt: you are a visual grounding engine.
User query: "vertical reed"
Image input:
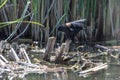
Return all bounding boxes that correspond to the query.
[0,0,120,44]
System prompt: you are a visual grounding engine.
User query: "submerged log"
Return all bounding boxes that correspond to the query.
[43,37,56,61]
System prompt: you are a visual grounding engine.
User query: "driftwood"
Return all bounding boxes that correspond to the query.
[94,44,108,52]
[0,39,112,79]
[8,48,20,61]
[17,62,39,68]
[79,63,108,77]
[0,55,64,79]
[0,67,11,72]
[0,58,7,67]
[0,44,66,79]
[62,54,78,62]
[0,55,9,63]
[43,37,56,61]
[19,48,31,63]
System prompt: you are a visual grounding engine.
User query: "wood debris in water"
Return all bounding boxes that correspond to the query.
[2,38,119,79]
[79,63,108,77]
[0,41,65,79]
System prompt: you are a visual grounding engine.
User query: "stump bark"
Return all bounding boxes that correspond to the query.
[43,37,56,61]
[55,43,66,63]
[64,39,71,54]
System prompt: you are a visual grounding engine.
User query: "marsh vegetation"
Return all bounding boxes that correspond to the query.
[0,0,120,80]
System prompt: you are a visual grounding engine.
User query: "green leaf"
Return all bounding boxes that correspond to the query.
[0,0,7,9]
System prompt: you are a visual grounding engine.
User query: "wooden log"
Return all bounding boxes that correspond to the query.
[9,48,20,61]
[55,43,66,63]
[62,54,78,62]
[0,58,7,67]
[17,62,39,68]
[64,39,71,54]
[79,63,108,75]
[19,48,31,63]
[94,44,108,51]
[92,64,108,72]
[0,40,6,52]
[0,55,9,63]
[43,37,56,61]
[0,67,11,72]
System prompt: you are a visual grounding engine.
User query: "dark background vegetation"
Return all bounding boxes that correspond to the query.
[0,0,120,45]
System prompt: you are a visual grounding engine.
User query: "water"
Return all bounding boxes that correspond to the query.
[105,65,120,80]
[1,49,120,80]
[8,65,120,80]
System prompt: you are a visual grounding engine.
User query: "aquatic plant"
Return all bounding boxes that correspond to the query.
[0,0,120,45]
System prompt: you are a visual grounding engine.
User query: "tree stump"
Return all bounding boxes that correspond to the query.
[43,37,56,61]
[55,43,66,63]
[64,39,71,54]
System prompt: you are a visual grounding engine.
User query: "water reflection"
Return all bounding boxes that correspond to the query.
[1,64,120,80]
[23,70,106,80]
[105,65,120,80]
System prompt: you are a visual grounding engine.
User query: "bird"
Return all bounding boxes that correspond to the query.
[58,19,86,42]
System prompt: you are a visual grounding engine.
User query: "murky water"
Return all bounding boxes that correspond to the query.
[6,64,119,80]
[1,50,120,80]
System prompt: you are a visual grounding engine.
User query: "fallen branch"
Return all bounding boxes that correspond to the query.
[0,55,9,63]
[8,48,20,61]
[0,58,7,67]
[79,63,108,77]
[94,44,108,52]
[19,48,31,63]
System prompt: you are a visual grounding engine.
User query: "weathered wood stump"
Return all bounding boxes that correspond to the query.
[64,39,71,54]
[43,37,56,61]
[55,43,66,63]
